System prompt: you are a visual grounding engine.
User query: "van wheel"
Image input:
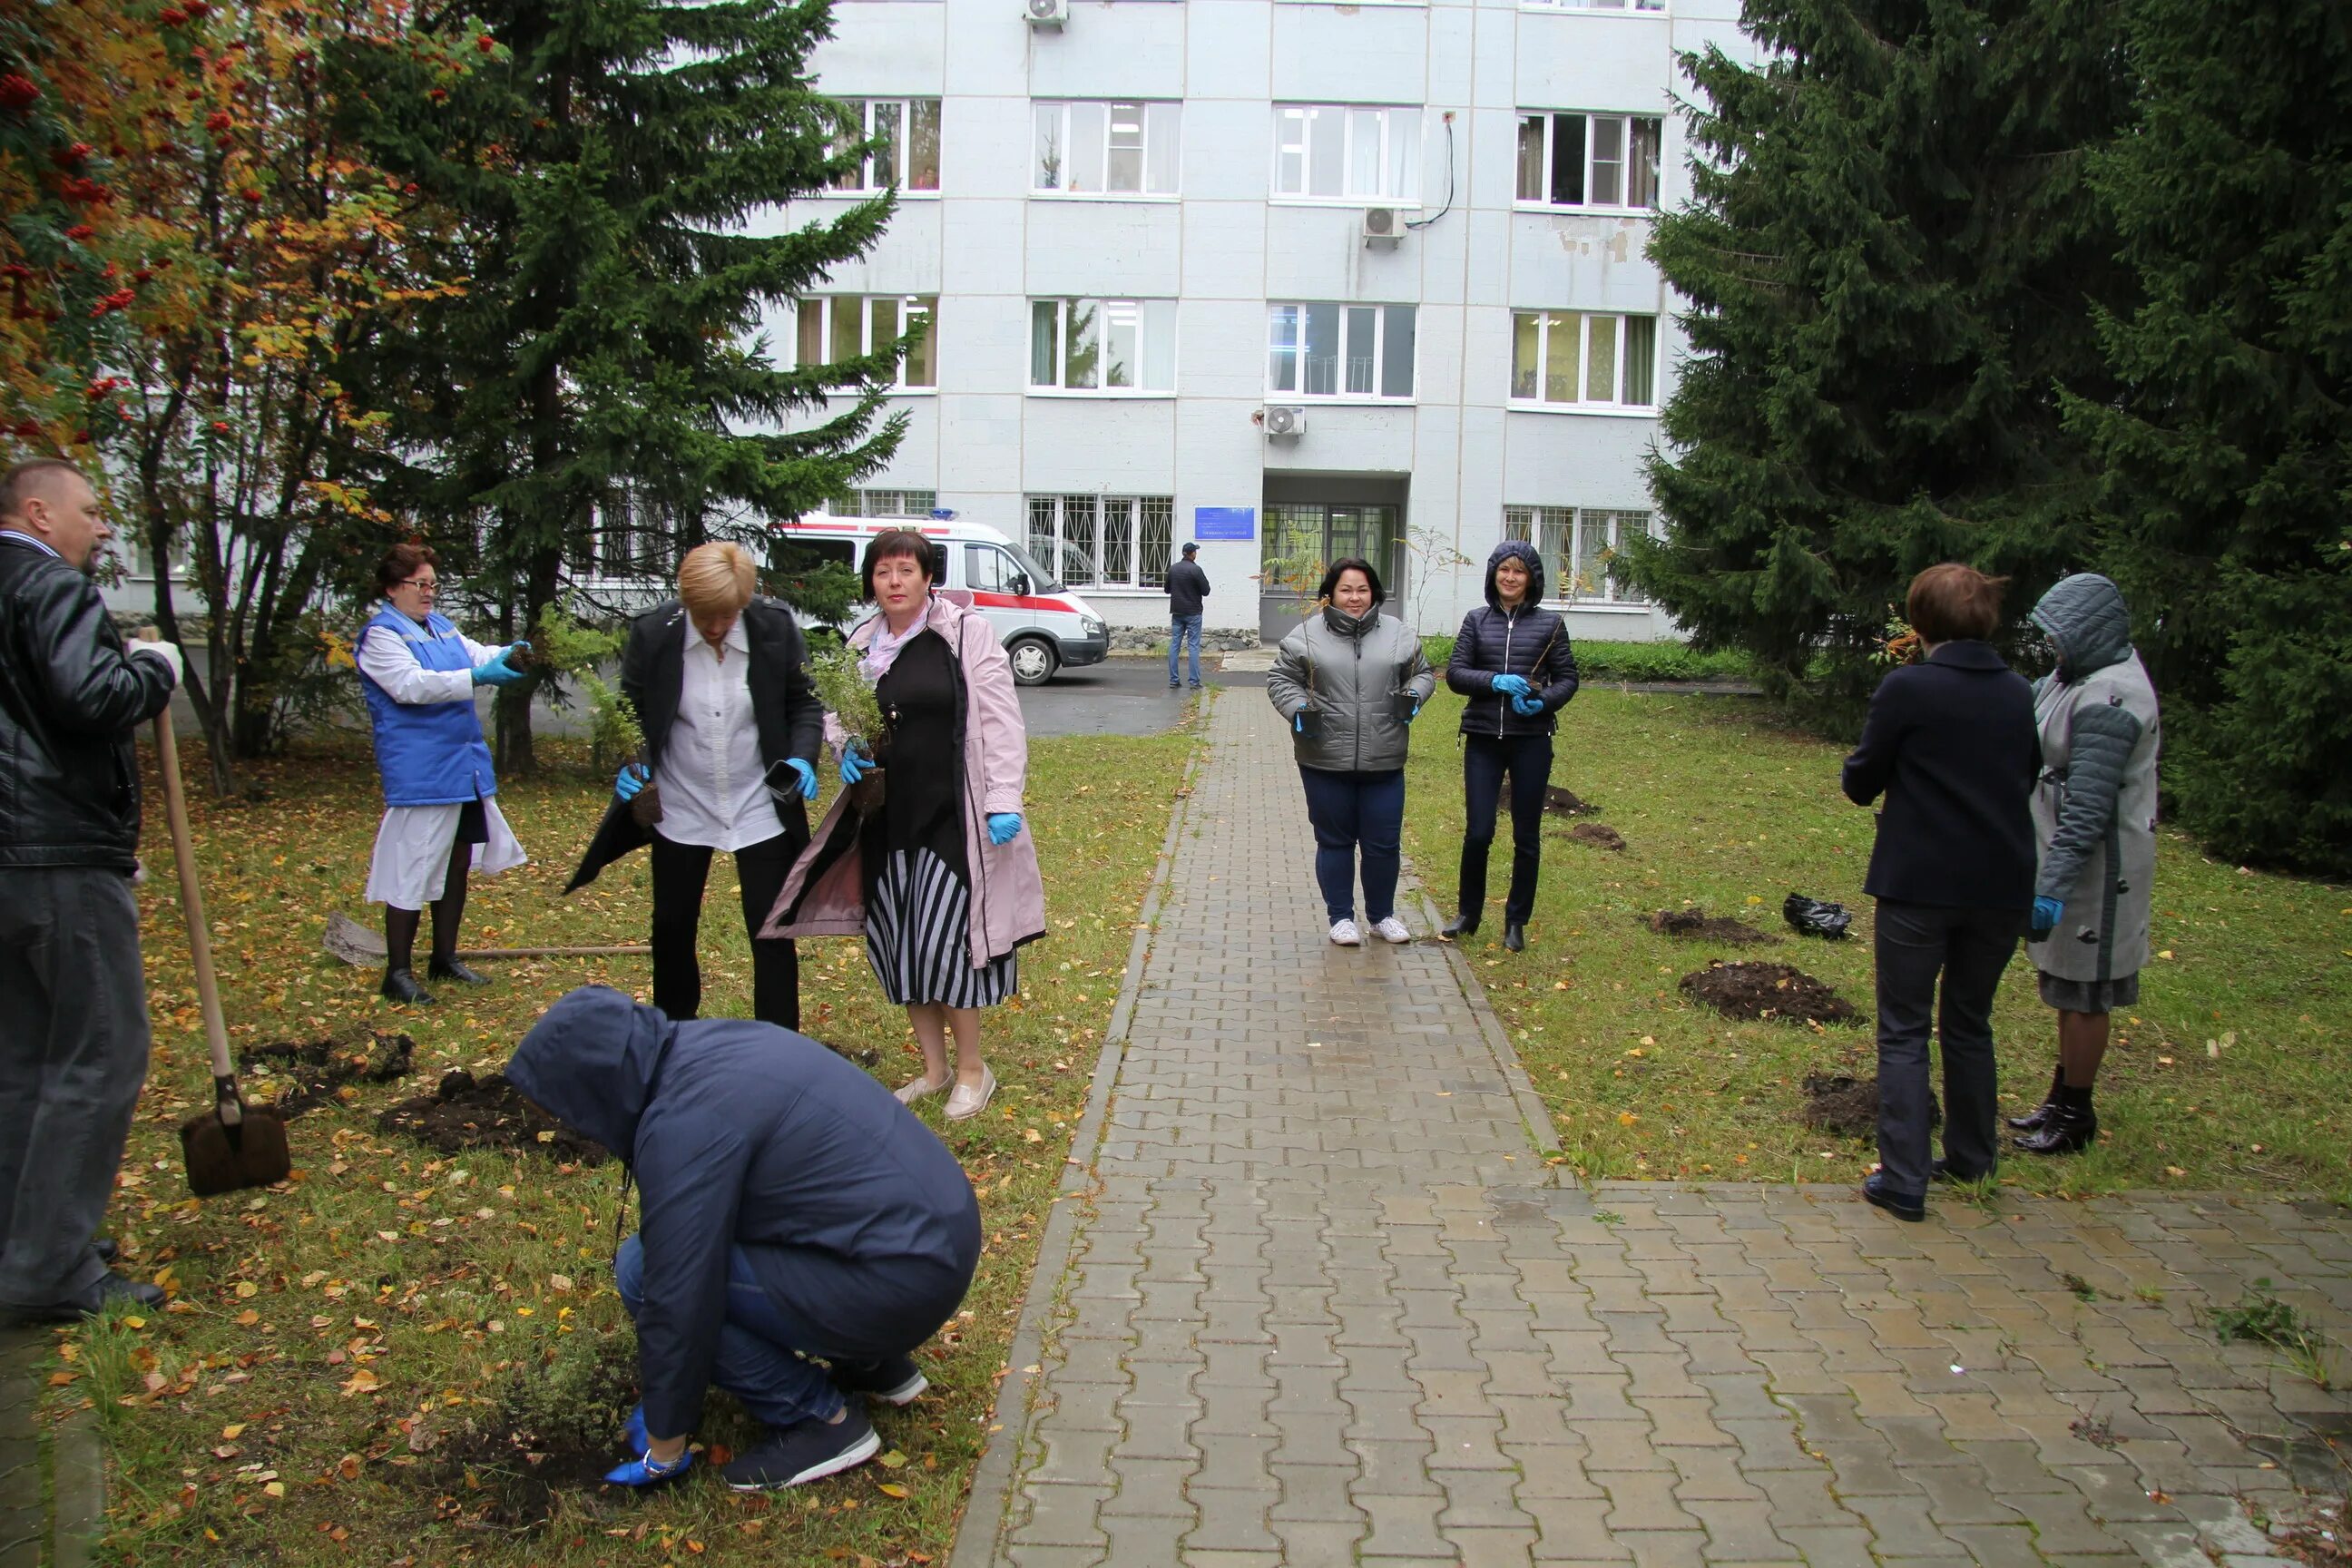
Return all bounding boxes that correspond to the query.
[1007,639,1058,687]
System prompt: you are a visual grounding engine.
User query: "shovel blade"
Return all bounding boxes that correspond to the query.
[322,911,387,966]
[180,1106,292,1197]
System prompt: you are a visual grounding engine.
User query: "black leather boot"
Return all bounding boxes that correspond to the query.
[428,956,492,986]
[2014,1101,2097,1155]
[2005,1063,2064,1132]
[1502,923,1526,952]
[1440,914,1479,940]
[381,967,436,1004]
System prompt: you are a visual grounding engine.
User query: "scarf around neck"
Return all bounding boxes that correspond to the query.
[859,598,933,681]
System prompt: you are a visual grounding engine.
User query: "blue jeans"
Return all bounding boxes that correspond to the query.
[1297,767,1405,924]
[1168,614,1203,687]
[615,1234,862,1429]
[1459,733,1551,926]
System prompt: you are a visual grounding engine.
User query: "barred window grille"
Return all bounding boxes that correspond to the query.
[1139,498,1173,588]
[829,488,939,519]
[1503,505,1657,604]
[1025,493,1176,589]
[1102,497,1135,584]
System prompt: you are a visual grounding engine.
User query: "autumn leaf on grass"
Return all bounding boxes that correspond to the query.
[339,1367,380,1396]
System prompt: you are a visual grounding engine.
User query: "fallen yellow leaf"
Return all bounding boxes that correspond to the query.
[235,1282,258,1299]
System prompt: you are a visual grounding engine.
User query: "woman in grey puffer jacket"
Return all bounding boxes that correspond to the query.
[1267,559,1436,947]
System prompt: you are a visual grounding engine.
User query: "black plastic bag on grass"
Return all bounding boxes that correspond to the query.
[1782,894,1852,941]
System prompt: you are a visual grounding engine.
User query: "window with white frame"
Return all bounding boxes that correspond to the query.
[828,487,939,518]
[1509,311,1656,408]
[1030,299,1178,393]
[1025,494,1175,590]
[794,296,936,389]
[1522,0,1665,14]
[1504,505,1657,604]
[1272,105,1420,202]
[828,99,943,193]
[1267,303,1416,399]
[1033,102,1181,196]
[1515,112,1661,210]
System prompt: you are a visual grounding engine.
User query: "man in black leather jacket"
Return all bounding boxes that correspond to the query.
[0,460,181,1319]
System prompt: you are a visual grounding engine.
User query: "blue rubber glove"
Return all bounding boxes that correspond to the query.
[471,643,529,687]
[840,748,870,786]
[1294,711,1306,734]
[987,812,1023,847]
[1510,693,1545,717]
[622,1404,650,1453]
[783,757,818,800]
[1406,699,1420,721]
[2029,896,2063,941]
[615,763,647,801]
[603,1446,693,1488]
[1490,673,1531,699]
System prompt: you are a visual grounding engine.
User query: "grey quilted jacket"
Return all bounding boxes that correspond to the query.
[1267,604,1436,773]
[2024,573,2161,983]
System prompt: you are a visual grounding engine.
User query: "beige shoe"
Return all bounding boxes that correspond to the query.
[945,1064,997,1122]
[893,1075,946,1106]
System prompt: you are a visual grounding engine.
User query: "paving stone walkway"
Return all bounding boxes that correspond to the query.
[959,691,2352,1568]
[0,1324,100,1567]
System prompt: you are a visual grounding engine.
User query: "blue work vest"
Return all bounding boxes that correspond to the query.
[357,608,498,807]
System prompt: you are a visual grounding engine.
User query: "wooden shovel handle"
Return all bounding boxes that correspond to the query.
[140,633,235,1090]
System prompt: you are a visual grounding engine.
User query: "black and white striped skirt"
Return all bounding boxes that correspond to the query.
[866,848,1018,1009]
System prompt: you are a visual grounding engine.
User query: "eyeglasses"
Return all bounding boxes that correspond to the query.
[401,576,439,591]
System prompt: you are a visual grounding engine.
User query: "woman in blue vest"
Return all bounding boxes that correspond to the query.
[356,543,531,1004]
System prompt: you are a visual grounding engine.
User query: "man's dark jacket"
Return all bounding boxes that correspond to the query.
[566,596,824,891]
[0,537,175,870]
[1446,540,1581,739]
[507,988,982,1438]
[1166,558,1210,619]
[1840,640,2039,909]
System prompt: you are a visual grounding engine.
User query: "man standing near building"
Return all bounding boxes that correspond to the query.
[1166,541,1210,691]
[0,460,181,1318]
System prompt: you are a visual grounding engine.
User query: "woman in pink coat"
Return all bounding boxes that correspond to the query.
[764,530,1045,1121]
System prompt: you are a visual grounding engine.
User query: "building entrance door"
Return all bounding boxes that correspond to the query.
[1258,501,1401,642]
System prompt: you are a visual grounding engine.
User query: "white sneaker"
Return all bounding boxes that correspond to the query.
[1372,916,1411,945]
[1328,918,1362,946]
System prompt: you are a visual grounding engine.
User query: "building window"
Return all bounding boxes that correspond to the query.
[1026,494,1175,589]
[829,99,943,194]
[1522,0,1665,13]
[1515,113,1661,210]
[1509,311,1656,408]
[1033,102,1181,195]
[829,488,940,518]
[794,295,937,390]
[1268,303,1416,400]
[1272,105,1420,202]
[1504,505,1657,603]
[1030,299,1178,393]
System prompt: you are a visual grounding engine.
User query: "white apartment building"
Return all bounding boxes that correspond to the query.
[768,0,1761,646]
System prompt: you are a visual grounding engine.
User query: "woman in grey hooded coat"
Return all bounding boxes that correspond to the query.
[2009,573,2161,1156]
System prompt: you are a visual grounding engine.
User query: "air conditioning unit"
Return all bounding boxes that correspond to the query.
[1362,207,1406,244]
[1024,0,1066,28]
[1262,406,1308,438]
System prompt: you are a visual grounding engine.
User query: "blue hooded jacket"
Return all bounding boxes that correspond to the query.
[506,988,982,1437]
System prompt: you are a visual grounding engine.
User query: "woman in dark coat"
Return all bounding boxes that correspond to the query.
[1840,564,2039,1220]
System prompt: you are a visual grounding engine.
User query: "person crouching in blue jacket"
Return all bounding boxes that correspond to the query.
[506,986,982,1493]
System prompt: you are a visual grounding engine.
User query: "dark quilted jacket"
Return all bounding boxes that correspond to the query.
[1446,540,1581,739]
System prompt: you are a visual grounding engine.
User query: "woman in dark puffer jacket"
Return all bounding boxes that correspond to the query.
[1443,541,1581,952]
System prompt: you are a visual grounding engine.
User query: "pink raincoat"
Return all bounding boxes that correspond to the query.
[760,590,1045,972]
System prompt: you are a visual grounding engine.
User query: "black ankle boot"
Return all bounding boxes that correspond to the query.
[1502,923,1526,952]
[2005,1063,2064,1132]
[2014,1101,2097,1155]
[428,956,491,986]
[1440,914,1479,939]
[381,967,436,1004]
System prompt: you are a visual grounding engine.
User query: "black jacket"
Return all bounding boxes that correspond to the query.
[506,988,982,1438]
[1446,540,1581,739]
[567,596,824,891]
[1841,641,2039,909]
[0,536,176,870]
[1166,558,1210,618]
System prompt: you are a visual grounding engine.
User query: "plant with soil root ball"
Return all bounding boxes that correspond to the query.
[534,603,661,826]
[805,642,892,815]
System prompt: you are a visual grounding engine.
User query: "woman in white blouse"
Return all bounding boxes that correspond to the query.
[610,543,825,1028]
[356,543,531,1004]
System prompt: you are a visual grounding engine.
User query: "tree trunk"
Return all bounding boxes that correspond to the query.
[136,423,240,798]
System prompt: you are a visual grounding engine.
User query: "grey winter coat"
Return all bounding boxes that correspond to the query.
[1267,604,1436,774]
[2023,573,2161,985]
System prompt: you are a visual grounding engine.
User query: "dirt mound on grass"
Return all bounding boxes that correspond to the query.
[377,1070,608,1164]
[1799,1073,1939,1137]
[1679,962,1860,1026]
[1646,908,1775,946]
[424,1336,636,1531]
[238,1032,414,1117]
[1568,823,1627,852]
[1544,786,1600,817]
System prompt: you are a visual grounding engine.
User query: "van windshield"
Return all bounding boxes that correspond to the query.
[1002,541,1063,594]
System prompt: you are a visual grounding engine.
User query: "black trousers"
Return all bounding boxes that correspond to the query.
[649,831,800,1029]
[1458,732,1552,925]
[1873,899,2022,1195]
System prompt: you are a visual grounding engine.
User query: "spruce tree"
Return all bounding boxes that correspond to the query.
[339,0,910,769]
[1627,0,2132,714]
[2063,0,2351,874]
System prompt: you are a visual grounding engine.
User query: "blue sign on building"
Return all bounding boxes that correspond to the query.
[1192,506,1256,542]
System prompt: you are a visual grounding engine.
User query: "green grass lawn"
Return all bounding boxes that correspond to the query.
[1400,688,2352,1200]
[55,719,1194,1565]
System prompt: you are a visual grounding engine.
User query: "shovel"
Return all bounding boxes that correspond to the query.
[143,662,292,1198]
[319,910,650,968]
